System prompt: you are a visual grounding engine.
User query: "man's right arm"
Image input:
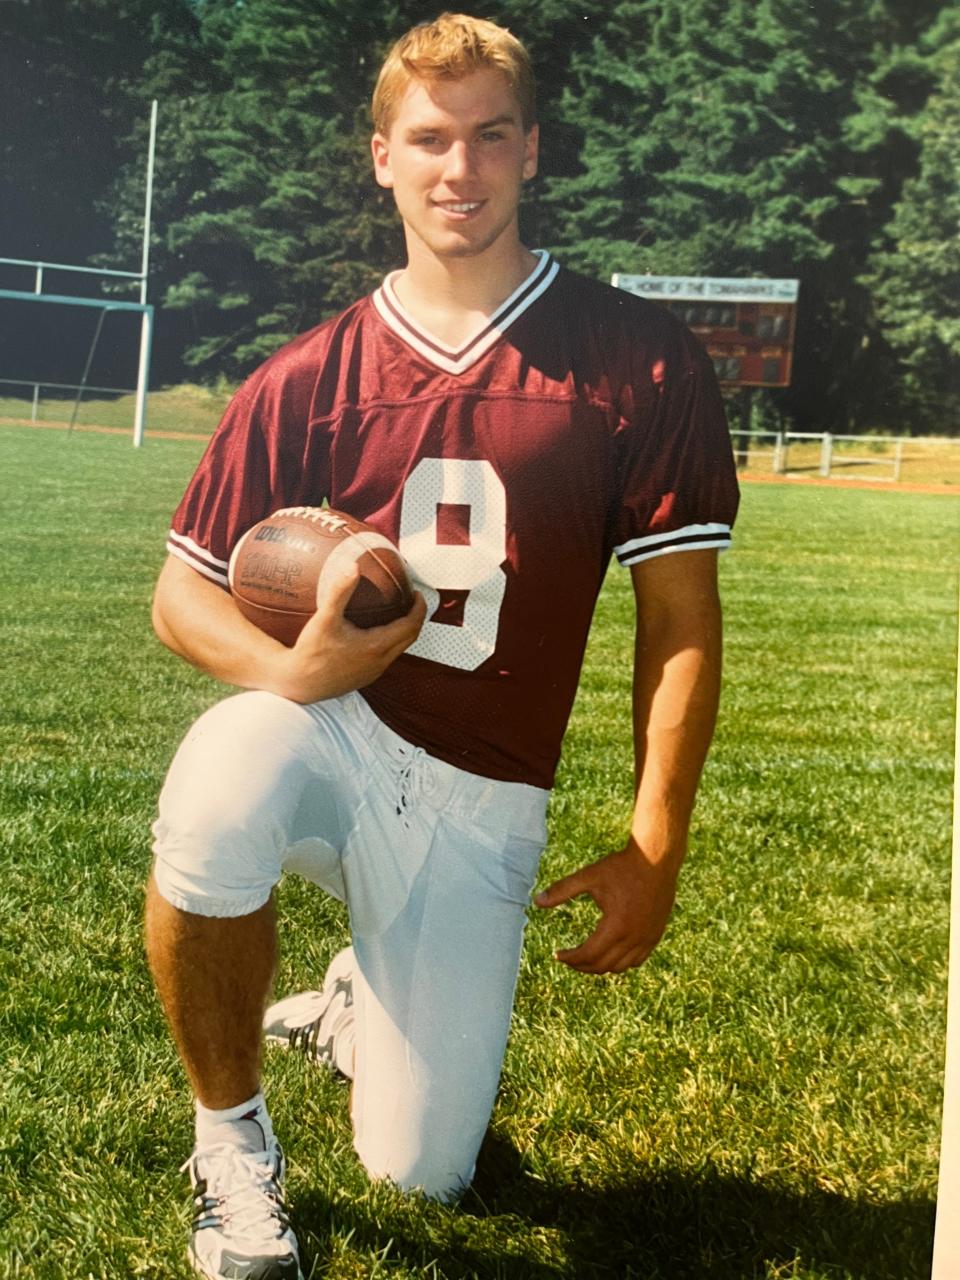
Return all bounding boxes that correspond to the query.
[152,553,426,704]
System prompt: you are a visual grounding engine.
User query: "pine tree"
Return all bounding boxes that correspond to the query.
[103,0,616,377]
[105,0,451,376]
[865,14,960,431]
[0,0,198,386]
[90,0,955,427]
[536,0,946,430]
[0,0,195,262]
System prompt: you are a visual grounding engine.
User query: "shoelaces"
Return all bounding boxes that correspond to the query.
[183,1143,289,1244]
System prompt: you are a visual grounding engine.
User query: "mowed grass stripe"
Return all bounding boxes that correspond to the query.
[0,427,955,1279]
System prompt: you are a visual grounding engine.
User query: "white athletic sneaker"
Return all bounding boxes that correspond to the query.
[184,1132,302,1280]
[263,945,355,1078]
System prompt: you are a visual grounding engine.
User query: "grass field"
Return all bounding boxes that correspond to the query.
[2,387,959,487]
[0,384,232,437]
[0,423,956,1279]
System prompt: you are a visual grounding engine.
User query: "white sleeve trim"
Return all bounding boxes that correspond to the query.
[615,522,731,567]
[618,538,732,567]
[166,536,230,587]
[167,530,229,569]
[615,522,732,567]
[615,522,731,557]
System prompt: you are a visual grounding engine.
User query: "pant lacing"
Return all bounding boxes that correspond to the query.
[395,746,436,827]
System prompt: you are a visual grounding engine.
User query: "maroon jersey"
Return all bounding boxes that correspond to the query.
[167,252,739,788]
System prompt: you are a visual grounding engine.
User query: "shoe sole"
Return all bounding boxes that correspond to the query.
[188,1242,304,1280]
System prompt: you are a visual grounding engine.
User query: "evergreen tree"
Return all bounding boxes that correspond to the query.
[0,0,194,262]
[93,0,955,431]
[865,14,960,431]
[107,0,453,377]
[537,0,945,430]
[0,0,197,385]
[104,0,612,377]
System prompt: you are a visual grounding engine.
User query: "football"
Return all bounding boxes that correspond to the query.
[227,506,414,646]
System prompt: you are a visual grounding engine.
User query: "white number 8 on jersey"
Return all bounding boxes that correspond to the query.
[398,457,507,671]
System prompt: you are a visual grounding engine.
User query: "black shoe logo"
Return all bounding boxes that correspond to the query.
[219,1250,300,1279]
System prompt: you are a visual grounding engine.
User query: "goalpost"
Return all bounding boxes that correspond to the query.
[0,100,158,447]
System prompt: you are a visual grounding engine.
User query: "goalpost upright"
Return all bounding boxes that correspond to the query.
[0,100,158,447]
[132,99,158,447]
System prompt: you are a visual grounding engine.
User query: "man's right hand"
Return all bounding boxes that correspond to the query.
[151,553,425,703]
[274,560,426,703]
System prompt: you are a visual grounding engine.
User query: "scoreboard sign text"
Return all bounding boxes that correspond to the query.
[612,275,799,388]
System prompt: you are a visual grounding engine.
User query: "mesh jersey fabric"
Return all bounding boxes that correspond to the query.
[167,253,739,787]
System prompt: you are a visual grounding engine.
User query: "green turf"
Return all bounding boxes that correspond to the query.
[0,382,233,436]
[2,389,960,486]
[0,424,956,1278]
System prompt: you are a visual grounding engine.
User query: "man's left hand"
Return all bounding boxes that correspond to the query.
[533,841,681,974]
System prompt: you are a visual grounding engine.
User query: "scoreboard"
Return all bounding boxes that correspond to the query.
[612,274,799,388]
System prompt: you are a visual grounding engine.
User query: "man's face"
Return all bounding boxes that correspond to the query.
[371,67,539,263]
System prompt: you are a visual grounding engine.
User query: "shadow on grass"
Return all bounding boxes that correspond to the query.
[294,1129,935,1280]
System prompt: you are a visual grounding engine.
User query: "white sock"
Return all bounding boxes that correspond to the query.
[195,1090,274,1152]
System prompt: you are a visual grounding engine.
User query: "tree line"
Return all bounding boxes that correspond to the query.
[1,0,957,433]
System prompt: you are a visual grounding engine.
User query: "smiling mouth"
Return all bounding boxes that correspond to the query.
[436,200,484,215]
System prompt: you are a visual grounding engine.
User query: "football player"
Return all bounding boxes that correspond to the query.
[146,13,739,1280]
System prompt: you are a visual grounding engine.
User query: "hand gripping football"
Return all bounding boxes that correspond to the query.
[228,506,414,646]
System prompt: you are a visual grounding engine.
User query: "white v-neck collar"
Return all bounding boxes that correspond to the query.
[371,249,559,375]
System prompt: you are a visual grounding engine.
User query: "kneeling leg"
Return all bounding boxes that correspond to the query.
[347,815,543,1201]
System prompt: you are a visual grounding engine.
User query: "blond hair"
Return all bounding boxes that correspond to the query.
[372,12,536,136]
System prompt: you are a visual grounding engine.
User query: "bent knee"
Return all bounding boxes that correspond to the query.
[151,691,311,916]
[150,820,277,918]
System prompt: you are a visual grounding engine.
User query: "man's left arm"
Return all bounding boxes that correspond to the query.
[534,548,723,974]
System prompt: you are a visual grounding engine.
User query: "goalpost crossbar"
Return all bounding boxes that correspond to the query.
[0,257,143,283]
[0,289,151,314]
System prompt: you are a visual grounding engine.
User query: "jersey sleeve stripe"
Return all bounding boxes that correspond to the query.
[166,532,231,586]
[617,536,732,567]
[615,521,731,556]
[614,523,732,566]
[167,530,230,569]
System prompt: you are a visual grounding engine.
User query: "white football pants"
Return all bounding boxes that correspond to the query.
[151,689,548,1201]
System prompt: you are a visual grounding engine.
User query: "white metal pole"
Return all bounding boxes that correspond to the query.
[819,432,833,478]
[894,438,904,483]
[140,99,157,306]
[133,307,154,449]
[133,100,158,446]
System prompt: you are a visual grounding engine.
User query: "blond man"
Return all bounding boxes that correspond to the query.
[147,13,738,1279]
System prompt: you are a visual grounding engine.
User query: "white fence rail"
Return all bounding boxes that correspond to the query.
[735,430,960,483]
